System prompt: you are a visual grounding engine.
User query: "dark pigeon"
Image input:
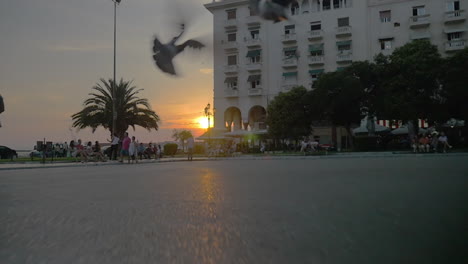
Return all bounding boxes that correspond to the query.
[152,24,205,76]
[0,94,4,114]
[250,0,295,23]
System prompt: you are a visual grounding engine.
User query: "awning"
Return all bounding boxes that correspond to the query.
[247,75,261,82]
[282,72,298,77]
[336,40,352,46]
[378,36,394,40]
[309,44,324,52]
[246,49,261,57]
[224,77,238,83]
[444,28,467,34]
[283,47,297,52]
[309,69,324,75]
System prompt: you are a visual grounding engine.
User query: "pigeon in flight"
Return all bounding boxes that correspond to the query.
[0,94,4,114]
[250,0,295,23]
[152,24,205,76]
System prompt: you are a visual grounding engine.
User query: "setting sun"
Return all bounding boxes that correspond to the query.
[196,117,210,129]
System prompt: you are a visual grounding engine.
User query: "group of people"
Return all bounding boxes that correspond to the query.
[110,132,163,164]
[68,139,107,162]
[411,132,452,153]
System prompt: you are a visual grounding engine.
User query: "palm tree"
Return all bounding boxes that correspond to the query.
[172,129,193,152]
[71,78,160,137]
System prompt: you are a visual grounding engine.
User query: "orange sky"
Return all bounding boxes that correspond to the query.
[0,0,214,149]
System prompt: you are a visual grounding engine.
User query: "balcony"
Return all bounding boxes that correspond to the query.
[245,37,262,47]
[248,87,263,96]
[409,14,430,28]
[410,31,431,40]
[224,19,237,29]
[445,39,466,52]
[445,10,466,24]
[281,33,297,43]
[282,84,297,92]
[221,40,238,50]
[224,65,238,73]
[308,30,324,40]
[224,88,239,98]
[246,63,262,72]
[335,26,352,37]
[282,57,298,67]
[308,55,324,65]
[245,15,261,26]
[337,52,353,62]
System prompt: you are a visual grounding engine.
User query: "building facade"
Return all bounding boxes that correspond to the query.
[205,0,467,146]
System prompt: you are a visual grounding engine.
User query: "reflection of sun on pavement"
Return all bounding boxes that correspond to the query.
[201,170,216,202]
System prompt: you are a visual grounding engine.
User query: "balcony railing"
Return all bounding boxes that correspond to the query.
[224,88,239,98]
[245,15,261,25]
[409,14,430,28]
[221,40,238,49]
[248,87,263,96]
[224,65,238,73]
[282,57,298,67]
[445,39,466,52]
[224,19,237,28]
[336,26,352,37]
[308,30,324,40]
[337,52,353,62]
[445,10,466,23]
[245,37,262,46]
[308,55,324,65]
[246,63,262,71]
[281,33,297,42]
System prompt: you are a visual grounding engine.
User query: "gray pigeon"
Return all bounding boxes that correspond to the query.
[250,0,295,23]
[152,24,205,76]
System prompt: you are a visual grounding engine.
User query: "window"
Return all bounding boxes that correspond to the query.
[380,10,391,23]
[249,7,256,16]
[333,0,340,9]
[291,1,300,15]
[248,75,261,89]
[225,77,238,89]
[227,33,236,42]
[310,21,321,31]
[250,30,260,39]
[447,1,461,16]
[323,0,331,10]
[448,32,462,41]
[285,25,295,35]
[380,39,392,50]
[412,6,425,17]
[227,9,236,20]
[246,49,262,63]
[283,47,297,58]
[337,41,352,53]
[309,44,324,56]
[227,55,237,65]
[283,72,298,83]
[338,17,349,27]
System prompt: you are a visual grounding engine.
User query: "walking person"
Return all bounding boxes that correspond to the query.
[187,136,194,161]
[120,132,131,163]
[129,136,138,164]
[110,133,119,160]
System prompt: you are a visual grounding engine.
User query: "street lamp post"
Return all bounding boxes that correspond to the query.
[112,0,122,137]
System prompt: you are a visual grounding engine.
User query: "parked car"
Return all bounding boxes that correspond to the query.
[0,146,18,160]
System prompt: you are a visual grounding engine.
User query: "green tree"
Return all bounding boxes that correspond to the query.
[441,47,468,123]
[308,71,365,148]
[378,40,443,132]
[266,86,312,143]
[71,79,160,137]
[172,129,193,152]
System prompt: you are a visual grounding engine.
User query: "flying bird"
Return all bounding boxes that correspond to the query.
[152,24,205,76]
[250,0,295,23]
[0,94,4,114]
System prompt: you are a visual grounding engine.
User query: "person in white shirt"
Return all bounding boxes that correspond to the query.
[187,136,195,161]
[129,136,138,164]
[110,133,119,160]
[438,132,452,153]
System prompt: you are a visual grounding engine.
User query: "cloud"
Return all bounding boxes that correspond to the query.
[199,68,214,74]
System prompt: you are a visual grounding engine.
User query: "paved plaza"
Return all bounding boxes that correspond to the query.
[1,156,467,264]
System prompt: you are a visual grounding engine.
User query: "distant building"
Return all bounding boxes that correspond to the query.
[205,0,467,148]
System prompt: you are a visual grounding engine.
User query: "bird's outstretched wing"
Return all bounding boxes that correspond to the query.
[152,36,163,54]
[177,39,205,52]
[273,0,295,7]
[249,0,260,15]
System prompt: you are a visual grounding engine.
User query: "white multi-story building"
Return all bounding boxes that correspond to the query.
[205,0,467,147]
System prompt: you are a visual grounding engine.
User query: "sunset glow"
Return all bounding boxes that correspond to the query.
[197,117,210,129]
